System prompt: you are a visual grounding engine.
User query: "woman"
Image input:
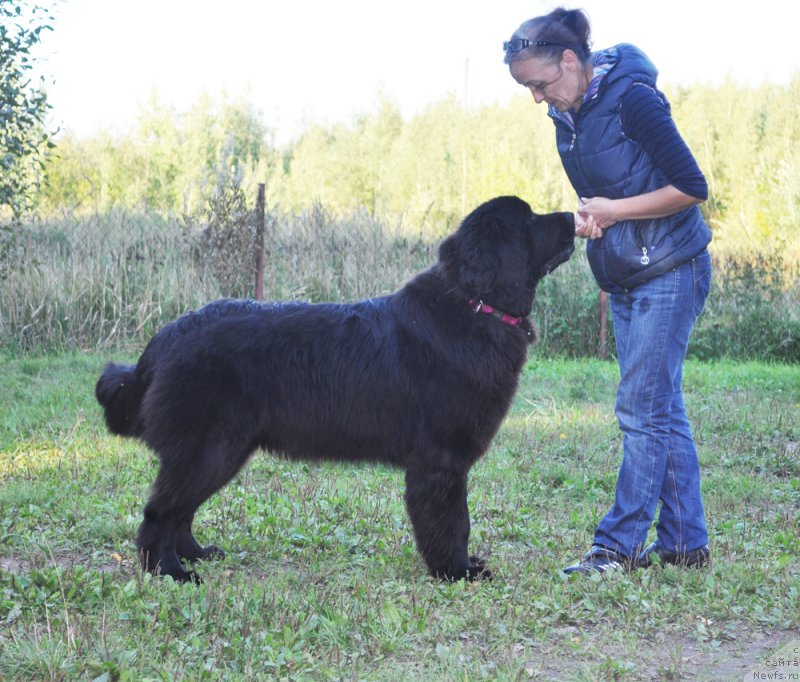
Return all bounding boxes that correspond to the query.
[504,7,712,574]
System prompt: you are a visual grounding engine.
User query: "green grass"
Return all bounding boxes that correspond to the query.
[1,353,798,680]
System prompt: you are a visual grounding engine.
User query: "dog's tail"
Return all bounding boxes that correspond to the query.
[95,363,146,438]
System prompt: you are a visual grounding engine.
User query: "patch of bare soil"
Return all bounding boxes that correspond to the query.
[663,628,800,681]
[0,553,127,576]
[517,624,800,681]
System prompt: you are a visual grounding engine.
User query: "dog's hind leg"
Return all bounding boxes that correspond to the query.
[137,442,251,583]
[404,461,491,581]
[176,513,226,563]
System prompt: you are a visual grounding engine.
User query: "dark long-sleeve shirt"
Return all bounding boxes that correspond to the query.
[620,84,708,200]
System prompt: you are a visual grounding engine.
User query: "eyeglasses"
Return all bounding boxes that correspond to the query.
[503,38,569,55]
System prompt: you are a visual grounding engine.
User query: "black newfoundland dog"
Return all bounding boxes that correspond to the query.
[96,196,574,583]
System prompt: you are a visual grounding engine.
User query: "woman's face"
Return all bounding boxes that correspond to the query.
[509,51,587,112]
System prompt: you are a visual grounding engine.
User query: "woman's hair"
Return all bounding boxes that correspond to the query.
[504,7,592,65]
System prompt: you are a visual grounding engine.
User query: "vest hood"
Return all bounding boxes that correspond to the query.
[604,44,658,89]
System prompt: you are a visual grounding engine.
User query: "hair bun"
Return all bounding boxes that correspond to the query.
[554,7,592,58]
[504,7,593,64]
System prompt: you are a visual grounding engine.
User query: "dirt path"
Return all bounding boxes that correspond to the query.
[519,625,800,680]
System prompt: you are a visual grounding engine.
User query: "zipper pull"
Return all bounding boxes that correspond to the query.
[640,247,650,265]
[569,133,576,151]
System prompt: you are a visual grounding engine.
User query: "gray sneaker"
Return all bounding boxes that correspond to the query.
[636,542,710,569]
[563,545,631,575]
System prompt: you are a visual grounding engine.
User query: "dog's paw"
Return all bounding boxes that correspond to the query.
[171,569,203,585]
[194,544,226,562]
[467,555,493,581]
[141,552,204,585]
[177,541,227,563]
[433,555,493,582]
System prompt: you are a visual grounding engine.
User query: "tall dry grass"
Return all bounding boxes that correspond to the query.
[0,207,437,352]
[1,207,798,360]
[1,212,212,350]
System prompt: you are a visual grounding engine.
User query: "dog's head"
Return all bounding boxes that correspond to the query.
[439,195,575,318]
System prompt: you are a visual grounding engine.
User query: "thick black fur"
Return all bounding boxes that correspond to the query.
[96,196,575,583]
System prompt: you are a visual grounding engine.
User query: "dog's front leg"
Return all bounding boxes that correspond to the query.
[404,461,491,581]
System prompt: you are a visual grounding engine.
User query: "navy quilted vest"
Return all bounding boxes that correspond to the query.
[549,44,711,293]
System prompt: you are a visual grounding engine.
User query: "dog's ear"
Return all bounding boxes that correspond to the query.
[440,214,501,297]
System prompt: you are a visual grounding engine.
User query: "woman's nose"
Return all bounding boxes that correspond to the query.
[529,87,545,104]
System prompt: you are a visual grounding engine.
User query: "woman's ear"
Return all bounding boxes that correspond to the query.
[561,48,581,72]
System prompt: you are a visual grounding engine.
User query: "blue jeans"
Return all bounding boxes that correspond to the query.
[594,250,712,558]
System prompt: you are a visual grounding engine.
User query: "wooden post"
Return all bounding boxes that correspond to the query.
[254,183,266,300]
[598,290,608,359]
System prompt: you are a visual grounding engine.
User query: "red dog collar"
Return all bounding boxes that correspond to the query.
[468,299,524,328]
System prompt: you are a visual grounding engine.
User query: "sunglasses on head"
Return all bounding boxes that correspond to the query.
[503,38,569,54]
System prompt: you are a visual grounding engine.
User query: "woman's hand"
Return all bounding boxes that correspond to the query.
[575,211,603,239]
[580,196,618,227]
[576,197,617,239]
[575,186,704,239]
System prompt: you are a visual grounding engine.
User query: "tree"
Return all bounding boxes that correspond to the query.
[0,0,53,220]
